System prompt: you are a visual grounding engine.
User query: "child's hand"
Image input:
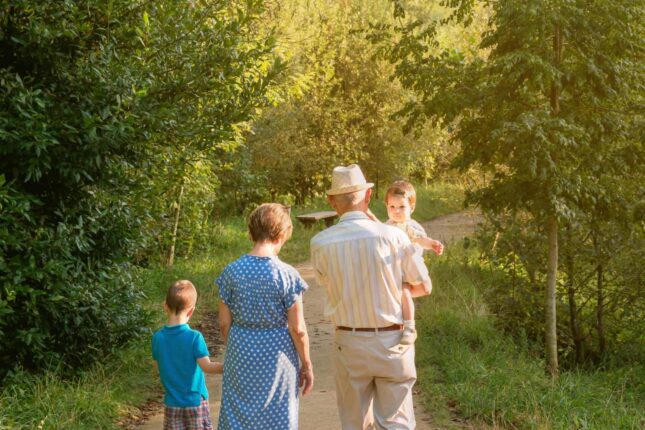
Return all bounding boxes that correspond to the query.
[431,239,444,256]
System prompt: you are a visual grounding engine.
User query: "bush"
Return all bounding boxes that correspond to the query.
[0,179,150,380]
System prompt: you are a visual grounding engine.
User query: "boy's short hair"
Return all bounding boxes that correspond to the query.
[385,180,417,210]
[165,280,197,314]
[248,203,292,243]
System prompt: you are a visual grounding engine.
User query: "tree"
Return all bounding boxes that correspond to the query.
[377,0,643,374]
[0,0,279,377]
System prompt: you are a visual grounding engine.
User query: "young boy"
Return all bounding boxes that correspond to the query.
[385,181,444,345]
[152,280,223,430]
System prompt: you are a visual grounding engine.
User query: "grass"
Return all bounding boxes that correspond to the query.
[0,218,252,430]
[415,244,645,429]
[0,181,466,429]
[0,344,156,430]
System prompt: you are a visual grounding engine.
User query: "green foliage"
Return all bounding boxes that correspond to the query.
[477,211,645,367]
[0,177,149,377]
[0,215,251,429]
[218,0,457,208]
[415,244,645,429]
[376,0,644,370]
[0,0,279,379]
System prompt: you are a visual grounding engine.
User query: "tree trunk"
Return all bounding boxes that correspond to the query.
[166,183,185,267]
[593,233,606,358]
[596,263,606,357]
[545,22,563,377]
[565,226,583,364]
[545,215,559,376]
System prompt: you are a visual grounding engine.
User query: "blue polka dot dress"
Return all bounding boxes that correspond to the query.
[216,254,308,430]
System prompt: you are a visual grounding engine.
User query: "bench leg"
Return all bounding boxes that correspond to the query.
[299,220,315,229]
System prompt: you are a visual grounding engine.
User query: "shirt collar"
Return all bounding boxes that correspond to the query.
[163,323,189,333]
[339,211,370,222]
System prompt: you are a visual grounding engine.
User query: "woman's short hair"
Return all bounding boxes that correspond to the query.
[248,203,293,243]
[165,280,197,314]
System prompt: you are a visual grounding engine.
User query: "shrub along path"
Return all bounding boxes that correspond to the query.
[136,210,481,429]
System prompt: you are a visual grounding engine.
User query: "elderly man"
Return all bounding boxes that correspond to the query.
[310,164,432,430]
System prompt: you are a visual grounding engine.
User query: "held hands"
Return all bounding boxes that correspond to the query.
[299,363,314,395]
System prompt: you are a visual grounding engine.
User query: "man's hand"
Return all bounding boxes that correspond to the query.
[404,282,432,297]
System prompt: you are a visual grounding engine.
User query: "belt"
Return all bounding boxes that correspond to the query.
[336,324,403,332]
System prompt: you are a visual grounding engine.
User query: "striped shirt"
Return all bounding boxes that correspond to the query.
[310,211,432,328]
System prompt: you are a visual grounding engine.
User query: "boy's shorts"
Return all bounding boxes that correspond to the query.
[163,398,213,430]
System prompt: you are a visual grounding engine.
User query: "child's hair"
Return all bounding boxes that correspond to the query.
[385,180,417,210]
[165,280,197,314]
[248,203,292,243]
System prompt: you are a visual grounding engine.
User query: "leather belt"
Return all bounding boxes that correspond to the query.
[336,324,403,332]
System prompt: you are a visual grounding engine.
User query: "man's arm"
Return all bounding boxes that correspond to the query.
[404,281,432,297]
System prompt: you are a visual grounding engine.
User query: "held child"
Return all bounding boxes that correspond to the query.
[385,181,444,345]
[152,280,223,430]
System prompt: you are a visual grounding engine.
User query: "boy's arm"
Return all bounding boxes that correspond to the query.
[197,357,223,374]
[152,360,158,372]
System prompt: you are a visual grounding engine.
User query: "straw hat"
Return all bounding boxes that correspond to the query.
[326,164,374,196]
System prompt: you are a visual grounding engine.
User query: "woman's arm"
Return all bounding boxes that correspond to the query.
[219,301,232,344]
[287,296,314,395]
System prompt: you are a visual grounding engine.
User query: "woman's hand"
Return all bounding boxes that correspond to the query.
[299,363,314,395]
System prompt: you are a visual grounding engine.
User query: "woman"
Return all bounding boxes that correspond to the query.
[216,203,314,430]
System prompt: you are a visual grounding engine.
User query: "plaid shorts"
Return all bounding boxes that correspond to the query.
[163,398,213,430]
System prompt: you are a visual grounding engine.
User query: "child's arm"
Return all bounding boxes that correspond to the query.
[415,236,444,256]
[197,357,224,374]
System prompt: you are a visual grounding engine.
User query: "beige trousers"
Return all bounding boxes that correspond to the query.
[333,329,417,430]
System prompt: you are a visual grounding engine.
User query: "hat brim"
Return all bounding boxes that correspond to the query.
[326,183,374,196]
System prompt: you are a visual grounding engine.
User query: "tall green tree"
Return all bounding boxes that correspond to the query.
[377,0,643,374]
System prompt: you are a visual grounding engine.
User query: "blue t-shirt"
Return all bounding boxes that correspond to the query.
[152,323,209,407]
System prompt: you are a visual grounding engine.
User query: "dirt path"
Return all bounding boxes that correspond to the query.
[136,210,482,429]
[420,209,482,246]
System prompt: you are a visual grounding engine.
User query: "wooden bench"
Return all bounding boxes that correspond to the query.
[296,211,338,228]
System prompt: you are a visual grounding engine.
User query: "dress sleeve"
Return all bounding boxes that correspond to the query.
[216,268,233,306]
[193,331,210,359]
[283,270,309,310]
